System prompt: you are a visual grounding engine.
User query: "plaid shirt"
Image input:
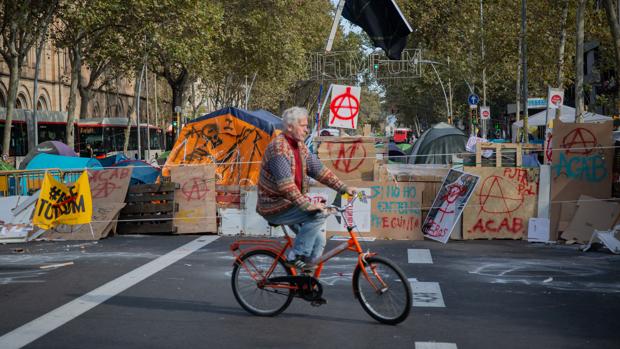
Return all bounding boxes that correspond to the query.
[257,134,348,216]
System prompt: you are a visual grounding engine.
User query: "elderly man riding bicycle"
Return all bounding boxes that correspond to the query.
[256,106,356,271]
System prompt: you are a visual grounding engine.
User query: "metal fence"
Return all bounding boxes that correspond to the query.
[0,169,84,196]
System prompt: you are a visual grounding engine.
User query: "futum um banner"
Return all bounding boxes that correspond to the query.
[33,171,93,229]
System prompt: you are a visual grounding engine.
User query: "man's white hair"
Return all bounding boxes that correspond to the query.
[282,106,308,127]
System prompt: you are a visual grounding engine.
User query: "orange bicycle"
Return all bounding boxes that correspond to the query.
[230,192,412,325]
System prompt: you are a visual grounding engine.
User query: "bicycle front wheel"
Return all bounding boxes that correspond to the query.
[353,255,412,325]
[231,250,294,316]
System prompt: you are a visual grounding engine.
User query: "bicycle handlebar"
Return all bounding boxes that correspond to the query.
[325,191,366,213]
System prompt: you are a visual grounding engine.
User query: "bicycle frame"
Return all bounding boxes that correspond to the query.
[231,192,387,292]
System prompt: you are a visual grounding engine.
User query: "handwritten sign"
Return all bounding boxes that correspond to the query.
[369,182,423,240]
[171,165,217,234]
[462,167,539,240]
[423,169,479,243]
[550,120,613,239]
[88,168,132,203]
[311,180,423,240]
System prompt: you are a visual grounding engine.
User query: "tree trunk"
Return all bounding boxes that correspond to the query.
[556,0,569,88]
[603,0,620,114]
[555,0,569,120]
[66,46,81,149]
[2,57,20,160]
[575,0,586,123]
[79,87,91,119]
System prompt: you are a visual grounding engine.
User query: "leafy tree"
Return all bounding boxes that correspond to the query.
[0,0,59,158]
[53,0,127,148]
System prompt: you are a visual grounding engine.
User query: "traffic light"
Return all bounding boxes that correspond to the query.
[172,120,178,128]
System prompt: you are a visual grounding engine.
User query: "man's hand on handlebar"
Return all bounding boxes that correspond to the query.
[345,186,358,197]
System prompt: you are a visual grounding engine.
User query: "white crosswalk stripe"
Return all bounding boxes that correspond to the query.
[409,279,446,307]
[415,342,458,349]
[408,248,433,264]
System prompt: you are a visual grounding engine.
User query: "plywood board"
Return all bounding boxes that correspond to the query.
[561,195,620,243]
[88,168,132,204]
[46,203,125,240]
[550,120,613,240]
[171,165,217,234]
[462,167,539,240]
[369,181,423,240]
[317,137,375,181]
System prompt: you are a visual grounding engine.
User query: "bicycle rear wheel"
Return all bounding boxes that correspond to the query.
[231,249,294,316]
[352,255,412,325]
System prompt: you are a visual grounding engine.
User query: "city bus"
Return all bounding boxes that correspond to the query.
[76,117,165,163]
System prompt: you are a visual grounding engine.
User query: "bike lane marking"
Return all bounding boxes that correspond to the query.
[408,249,433,264]
[408,278,446,308]
[415,342,458,349]
[0,236,219,349]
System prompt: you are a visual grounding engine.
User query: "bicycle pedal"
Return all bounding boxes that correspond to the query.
[310,298,327,307]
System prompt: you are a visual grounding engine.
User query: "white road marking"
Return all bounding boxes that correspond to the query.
[415,342,458,349]
[0,236,219,349]
[409,279,446,307]
[408,249,433,264]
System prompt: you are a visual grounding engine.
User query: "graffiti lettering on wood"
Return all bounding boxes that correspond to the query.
[88,168,132,202]
[369,182,423,240]
[463,167,538,240]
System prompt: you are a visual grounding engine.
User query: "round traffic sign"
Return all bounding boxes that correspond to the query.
[482,110,490,118]
[468,94,480,106]
[550,94,562,106]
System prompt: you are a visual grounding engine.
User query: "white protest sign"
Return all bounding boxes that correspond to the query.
[328,84,361,129]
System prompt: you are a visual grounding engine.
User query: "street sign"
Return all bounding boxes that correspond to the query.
[480,106,490,120]
[328,84,361,129]
[527,98,547,109]
[468,94,479,106]
[547,88,564,110]
[174,106,182,113]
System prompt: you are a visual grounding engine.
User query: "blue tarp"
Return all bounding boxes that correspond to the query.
[98,153,129,168]
[113,159,160,184]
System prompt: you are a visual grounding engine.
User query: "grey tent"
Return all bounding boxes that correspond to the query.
[408,122,467,164]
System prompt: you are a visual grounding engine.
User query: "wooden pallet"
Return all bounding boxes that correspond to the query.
[117,182,179,234]
[475,142,541,167]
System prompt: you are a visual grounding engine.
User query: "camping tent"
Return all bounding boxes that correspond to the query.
[25,153,102,171]
[19,141,77,169]
[511,105,612,142]
[408,122,467,164]
[22,153,102,195]
[164,107,283,186]
[113,159,160,184]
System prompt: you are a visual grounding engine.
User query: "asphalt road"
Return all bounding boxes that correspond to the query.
[1,235,619,349]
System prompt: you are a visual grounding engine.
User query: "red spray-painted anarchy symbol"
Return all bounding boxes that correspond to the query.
[91,181,120,199]
[478,176,524,215]
[181,177,210,201]
[561,128,597,155]
[328,141,367,173]
[330,87,360,128]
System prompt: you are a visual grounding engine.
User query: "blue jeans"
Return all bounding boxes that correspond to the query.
[264,206,328,262]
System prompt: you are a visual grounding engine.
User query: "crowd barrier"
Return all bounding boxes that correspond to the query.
[0,169,83,196]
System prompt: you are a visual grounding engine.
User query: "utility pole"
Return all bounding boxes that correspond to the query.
[575,0,586,123]
[521,0,529,143]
